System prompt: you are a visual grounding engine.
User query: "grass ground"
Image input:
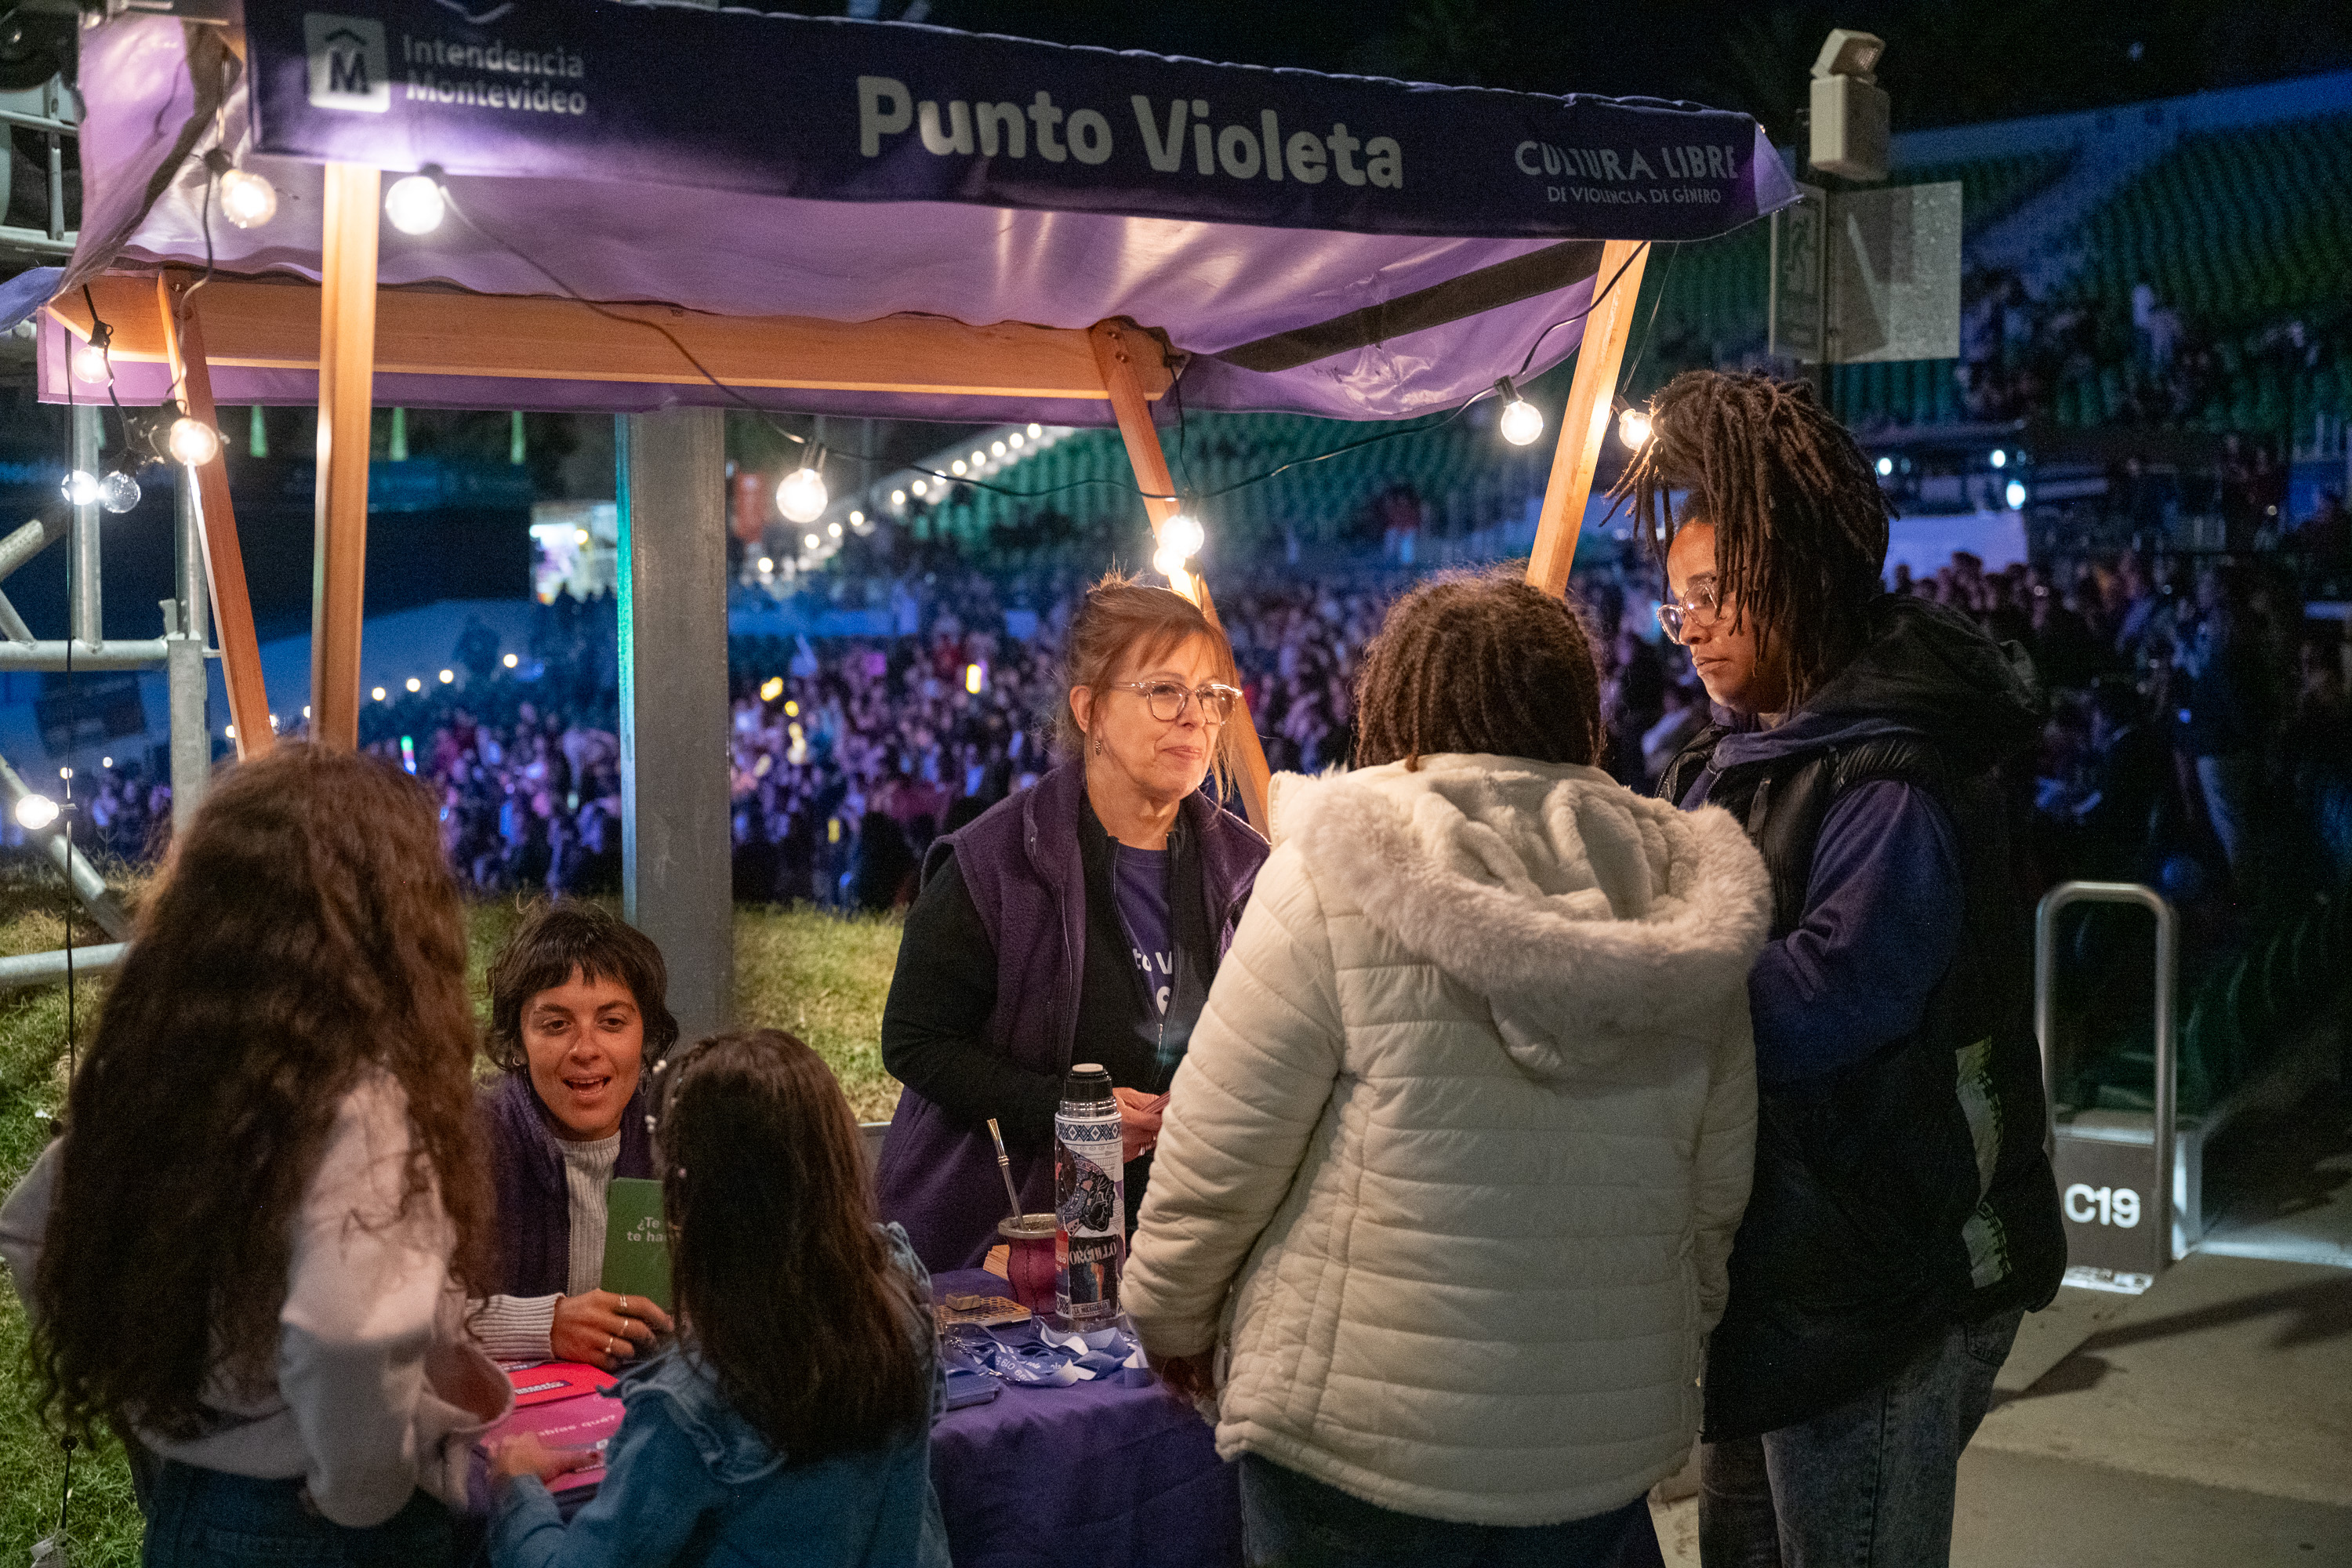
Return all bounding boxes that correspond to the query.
[0,882,905,1565]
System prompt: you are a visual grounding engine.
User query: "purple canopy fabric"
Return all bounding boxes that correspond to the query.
[45,2,1793,423]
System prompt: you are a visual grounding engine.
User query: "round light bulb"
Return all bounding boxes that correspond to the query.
[405,677,422,693]
[2005,481,2027,510]
[1008,433,1025,448]
[828,521,842,537]
[991,440,1007,456]
[1498,397,1545,446]
[1161,513,1205,557]
[909,478,928,499]
[778,465,828,524]
[849,510,865,525]
[437,669,455,684]
[60,469,102,507]
[70,340,110,384]
[1617,407,1653,450]
[1876,456,1895,477]
[99,471,141,514]
[1027,423,1043,437]
[1152,542,1191,580]
[503,653,518,669]
[383,173,447,235]
[13,793,59,831]
[167,416,222,467]
[949,459,967,476]
[218,167,279,229]
[1990,448,2008,469]
[372,686,387,701]
[890,489,906,507]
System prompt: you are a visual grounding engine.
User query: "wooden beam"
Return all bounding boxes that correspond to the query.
[1526,239,1651,597]
[155,272,273,760]
[54,275,1175,403]
[310,163,379,751]
[1088,319,1272,838]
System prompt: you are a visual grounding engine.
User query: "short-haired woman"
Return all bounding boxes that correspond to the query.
[1126,568,1772,1564]
[475,902,682,1370]
[489,1029,948,1567]
[874,572,1270,1272]
[2,746,511,1560]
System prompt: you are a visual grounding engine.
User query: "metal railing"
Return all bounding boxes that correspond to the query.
[2034,880,2179,1268]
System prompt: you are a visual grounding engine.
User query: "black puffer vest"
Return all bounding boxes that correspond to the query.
[1661,608,2065,1442]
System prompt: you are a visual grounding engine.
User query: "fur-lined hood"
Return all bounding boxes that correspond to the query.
[1270,754,1769,1079]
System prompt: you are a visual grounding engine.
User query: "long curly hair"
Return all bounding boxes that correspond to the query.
[1353,566,1606,771]
[1617,370,1893,707]
[653,1029,929,1464]
[34,746,489,1442]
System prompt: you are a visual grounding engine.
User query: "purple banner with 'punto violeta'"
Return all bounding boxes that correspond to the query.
[241,0,1791,241]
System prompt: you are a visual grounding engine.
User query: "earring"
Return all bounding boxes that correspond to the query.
[1092,734,1104,757]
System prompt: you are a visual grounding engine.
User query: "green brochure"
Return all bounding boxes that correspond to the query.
[600,1177,673,1313]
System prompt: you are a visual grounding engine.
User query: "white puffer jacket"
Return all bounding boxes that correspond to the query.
[1124,754,1770,1526]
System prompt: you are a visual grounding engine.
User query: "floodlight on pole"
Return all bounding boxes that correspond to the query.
[1809,28,1889,181]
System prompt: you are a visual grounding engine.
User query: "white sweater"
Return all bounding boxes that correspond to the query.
[1124,756,1769,1526]
[0,1068,513,1527]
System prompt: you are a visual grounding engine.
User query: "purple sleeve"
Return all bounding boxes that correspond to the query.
[1748,780,1964,1086]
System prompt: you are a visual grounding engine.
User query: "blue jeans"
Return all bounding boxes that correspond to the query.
[1697,1308,2022,1568]
[1240,1454,1651,1568]
[143,1461,454,1567]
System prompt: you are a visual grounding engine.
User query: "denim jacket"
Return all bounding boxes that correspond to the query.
[490,1225,949,1568]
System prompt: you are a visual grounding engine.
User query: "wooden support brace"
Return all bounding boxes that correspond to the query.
[1526,239,1651,597]
[155,271,273,760]
[1087,319,1272,838]
[311,162,380,751]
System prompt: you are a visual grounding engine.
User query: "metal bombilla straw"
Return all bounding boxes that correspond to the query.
[985,1118,1023,1221]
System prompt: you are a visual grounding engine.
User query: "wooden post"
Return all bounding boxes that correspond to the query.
[155,272,273,760]
[1526,239,1651,597]
[311,162,381,750]
[1088,320,1273,837]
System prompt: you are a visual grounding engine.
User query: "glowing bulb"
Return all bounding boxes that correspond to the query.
[224,724,236,739]
[405,677,423,693]
[785,699,800,717]
[168,416,221,467]
[971,450,985,465]
[777,465,828,524]
[218,166,278,229]
[890,489,906,507]
[60,470,102,507]
[70,339,110,384]
[302,706,311,718]
[574,528,590,544]
[100,471,141,514]
[803,532,820,550]
[1152,542,1189,580]
[372,686,387,701]
[964,662,985,694]
[1990,448,2008,469]
[2005,481,2027,510]
[13,793,58,830]
[1027,423,1042,437]
[759,676,785,702]
[437,669,455,684]
[1876,456,1894,477]
[383,173,446,235]
[1008,433,1025,448]
[757,556,774,573]
[267,713,279,731]
[991,440,1006,456]
[1161,513,1205,557]
[1498,396,1544,447]
[502,653,518,669]
[849,510,865,525]
[950,459,967,476]
[1617,407,1653,450]
[909,478,928,499]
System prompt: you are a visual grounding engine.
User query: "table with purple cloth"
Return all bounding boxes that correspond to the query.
[928,1268,1243,1568]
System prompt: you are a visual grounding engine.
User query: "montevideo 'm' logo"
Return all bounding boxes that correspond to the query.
[305,13,390,113]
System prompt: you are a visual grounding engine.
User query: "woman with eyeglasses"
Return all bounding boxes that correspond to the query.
[873,572,1269,1272]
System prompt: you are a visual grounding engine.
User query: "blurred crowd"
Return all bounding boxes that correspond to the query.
[40,535,2352,933]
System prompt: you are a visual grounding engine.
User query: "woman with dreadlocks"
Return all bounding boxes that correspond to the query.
[1629,371,2063,1567]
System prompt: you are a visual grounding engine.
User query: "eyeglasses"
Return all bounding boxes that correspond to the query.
[1655,576,1724,644]
[1111,680,1241,725]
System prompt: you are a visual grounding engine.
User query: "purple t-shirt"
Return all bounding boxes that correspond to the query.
[1112,844,1174,1019]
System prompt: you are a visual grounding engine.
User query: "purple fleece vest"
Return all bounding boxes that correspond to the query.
[482,1070,656,1299]
[873,760,1266,1272]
